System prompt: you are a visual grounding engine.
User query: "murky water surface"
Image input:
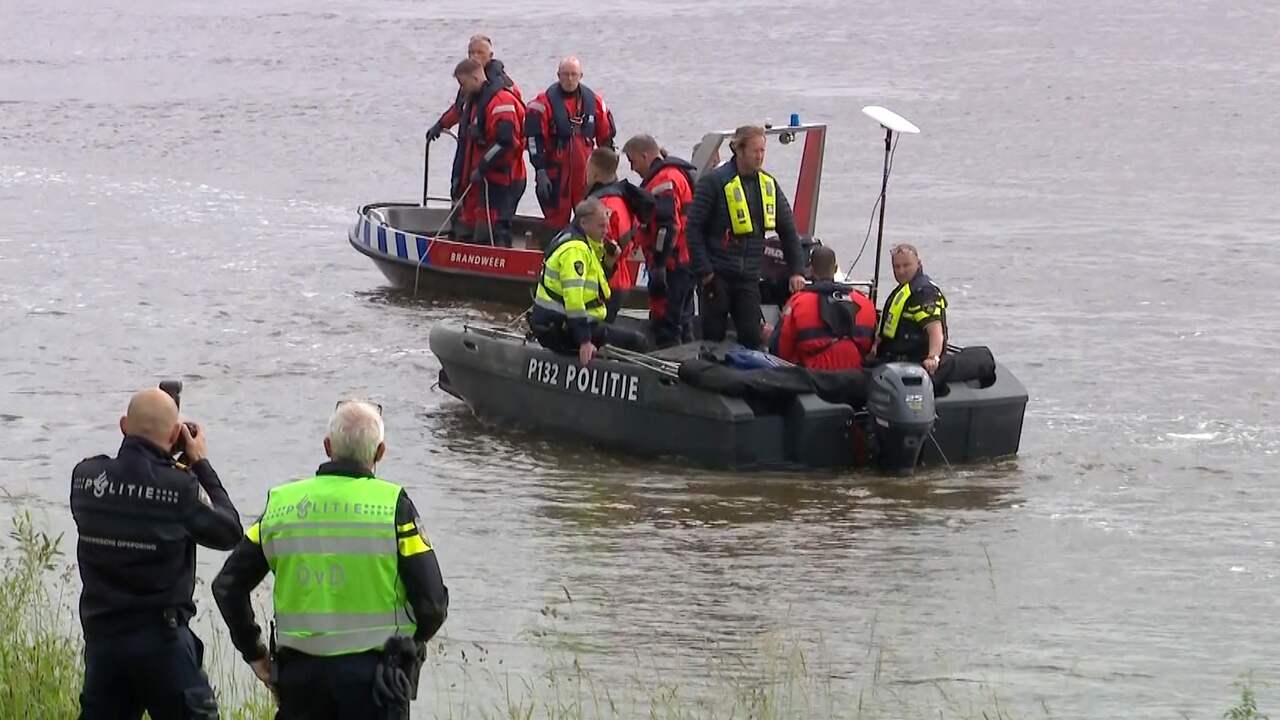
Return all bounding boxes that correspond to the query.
[2,1,1278,716]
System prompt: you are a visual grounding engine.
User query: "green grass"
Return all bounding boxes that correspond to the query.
[1224,680,1270,720]
[0,512,274,719]
[0,512,81,718]
[0,513,1271,719]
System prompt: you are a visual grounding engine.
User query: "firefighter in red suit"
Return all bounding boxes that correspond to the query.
[773,246,877,370]
[584,148,640,295]
[622,134,698,348]
[453,58,526,247]
[425,35,520,235]
[526,56,616,230]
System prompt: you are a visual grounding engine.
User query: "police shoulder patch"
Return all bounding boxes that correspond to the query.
[573,260,585,276]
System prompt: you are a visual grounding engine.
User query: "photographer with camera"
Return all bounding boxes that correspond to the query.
[70,384,243,719]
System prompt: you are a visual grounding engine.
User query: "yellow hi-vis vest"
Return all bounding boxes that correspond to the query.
[254,475,421,656]
[724,172,777,236]
[535,229,611,322]
[879,273,948,340]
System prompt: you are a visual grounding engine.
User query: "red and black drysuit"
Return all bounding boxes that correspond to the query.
[525,83,615,228]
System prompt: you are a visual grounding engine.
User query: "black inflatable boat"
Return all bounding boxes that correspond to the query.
[430,324,1027,472]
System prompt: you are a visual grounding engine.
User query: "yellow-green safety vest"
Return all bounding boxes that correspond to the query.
[251,474,425,656]
[724,172,777,236]
[535,229,611,322]
[879,277,947,340]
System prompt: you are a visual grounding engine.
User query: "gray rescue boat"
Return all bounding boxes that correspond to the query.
[430,324,1027,472]
[429,107,1028,472]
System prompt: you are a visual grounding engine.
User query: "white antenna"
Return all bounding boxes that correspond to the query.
[860,106,920,307]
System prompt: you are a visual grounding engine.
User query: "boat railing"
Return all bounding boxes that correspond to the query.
[462,325,529,343]
[423,128,461,207]
[597,346,681,379]
[461,325,682,379]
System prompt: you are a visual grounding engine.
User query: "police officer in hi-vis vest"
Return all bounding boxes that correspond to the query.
[213,399,448,719]
[870,242,949,374]
[685,124,806,350]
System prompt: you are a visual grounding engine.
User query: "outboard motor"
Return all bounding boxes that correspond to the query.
[865,362,936,473]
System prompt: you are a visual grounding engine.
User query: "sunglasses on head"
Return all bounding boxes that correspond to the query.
[335,399,383,416]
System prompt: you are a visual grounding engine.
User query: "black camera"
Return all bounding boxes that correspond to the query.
[159,380,199,458]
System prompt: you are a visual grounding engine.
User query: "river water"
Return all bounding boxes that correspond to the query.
[2,1,1278,717]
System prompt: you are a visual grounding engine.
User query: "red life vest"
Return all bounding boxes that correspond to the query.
[594,190,637,290]
[462,87,526,186]
[776,283,877,370]
[638,157,697,270]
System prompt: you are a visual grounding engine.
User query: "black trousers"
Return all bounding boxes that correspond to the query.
[530,308,648,355]
[699,274,763,349]
[461,178,526,247]
[79,625,217,720]
[651,268,697,348]
[276,651,404,720]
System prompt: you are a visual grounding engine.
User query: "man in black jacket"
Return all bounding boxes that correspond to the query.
[685,125,806,349]
[71,386,243,719]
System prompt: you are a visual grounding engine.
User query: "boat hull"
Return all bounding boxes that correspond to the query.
[429,324,1028,470]
[349,202,648,308]
[923,369,1028,466]
[431,324,787,467]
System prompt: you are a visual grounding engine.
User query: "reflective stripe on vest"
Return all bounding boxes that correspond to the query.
[880,282,912,339]
[260,475,414,656]
[535,232,609,321]
[723,173,777,236]
[879,279,946,340]
[271,626,413,656]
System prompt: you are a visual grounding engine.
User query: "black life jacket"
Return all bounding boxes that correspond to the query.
[546,83,597,148]
[642,156,698,193]
[643,156,698,229]
[463,69,514,145]
[541,223,586,259]
[591,180,657,222]
[810,282,877,350]
[588,180,657,251]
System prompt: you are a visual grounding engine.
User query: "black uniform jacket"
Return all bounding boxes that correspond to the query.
[70,435,243,639]
[685,157,804,280]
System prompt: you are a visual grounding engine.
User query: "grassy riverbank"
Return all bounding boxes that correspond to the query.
[0,514,1269,719]
[0,513,272,719]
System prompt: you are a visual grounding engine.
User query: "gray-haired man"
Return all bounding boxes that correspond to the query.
[213,400,448,719]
